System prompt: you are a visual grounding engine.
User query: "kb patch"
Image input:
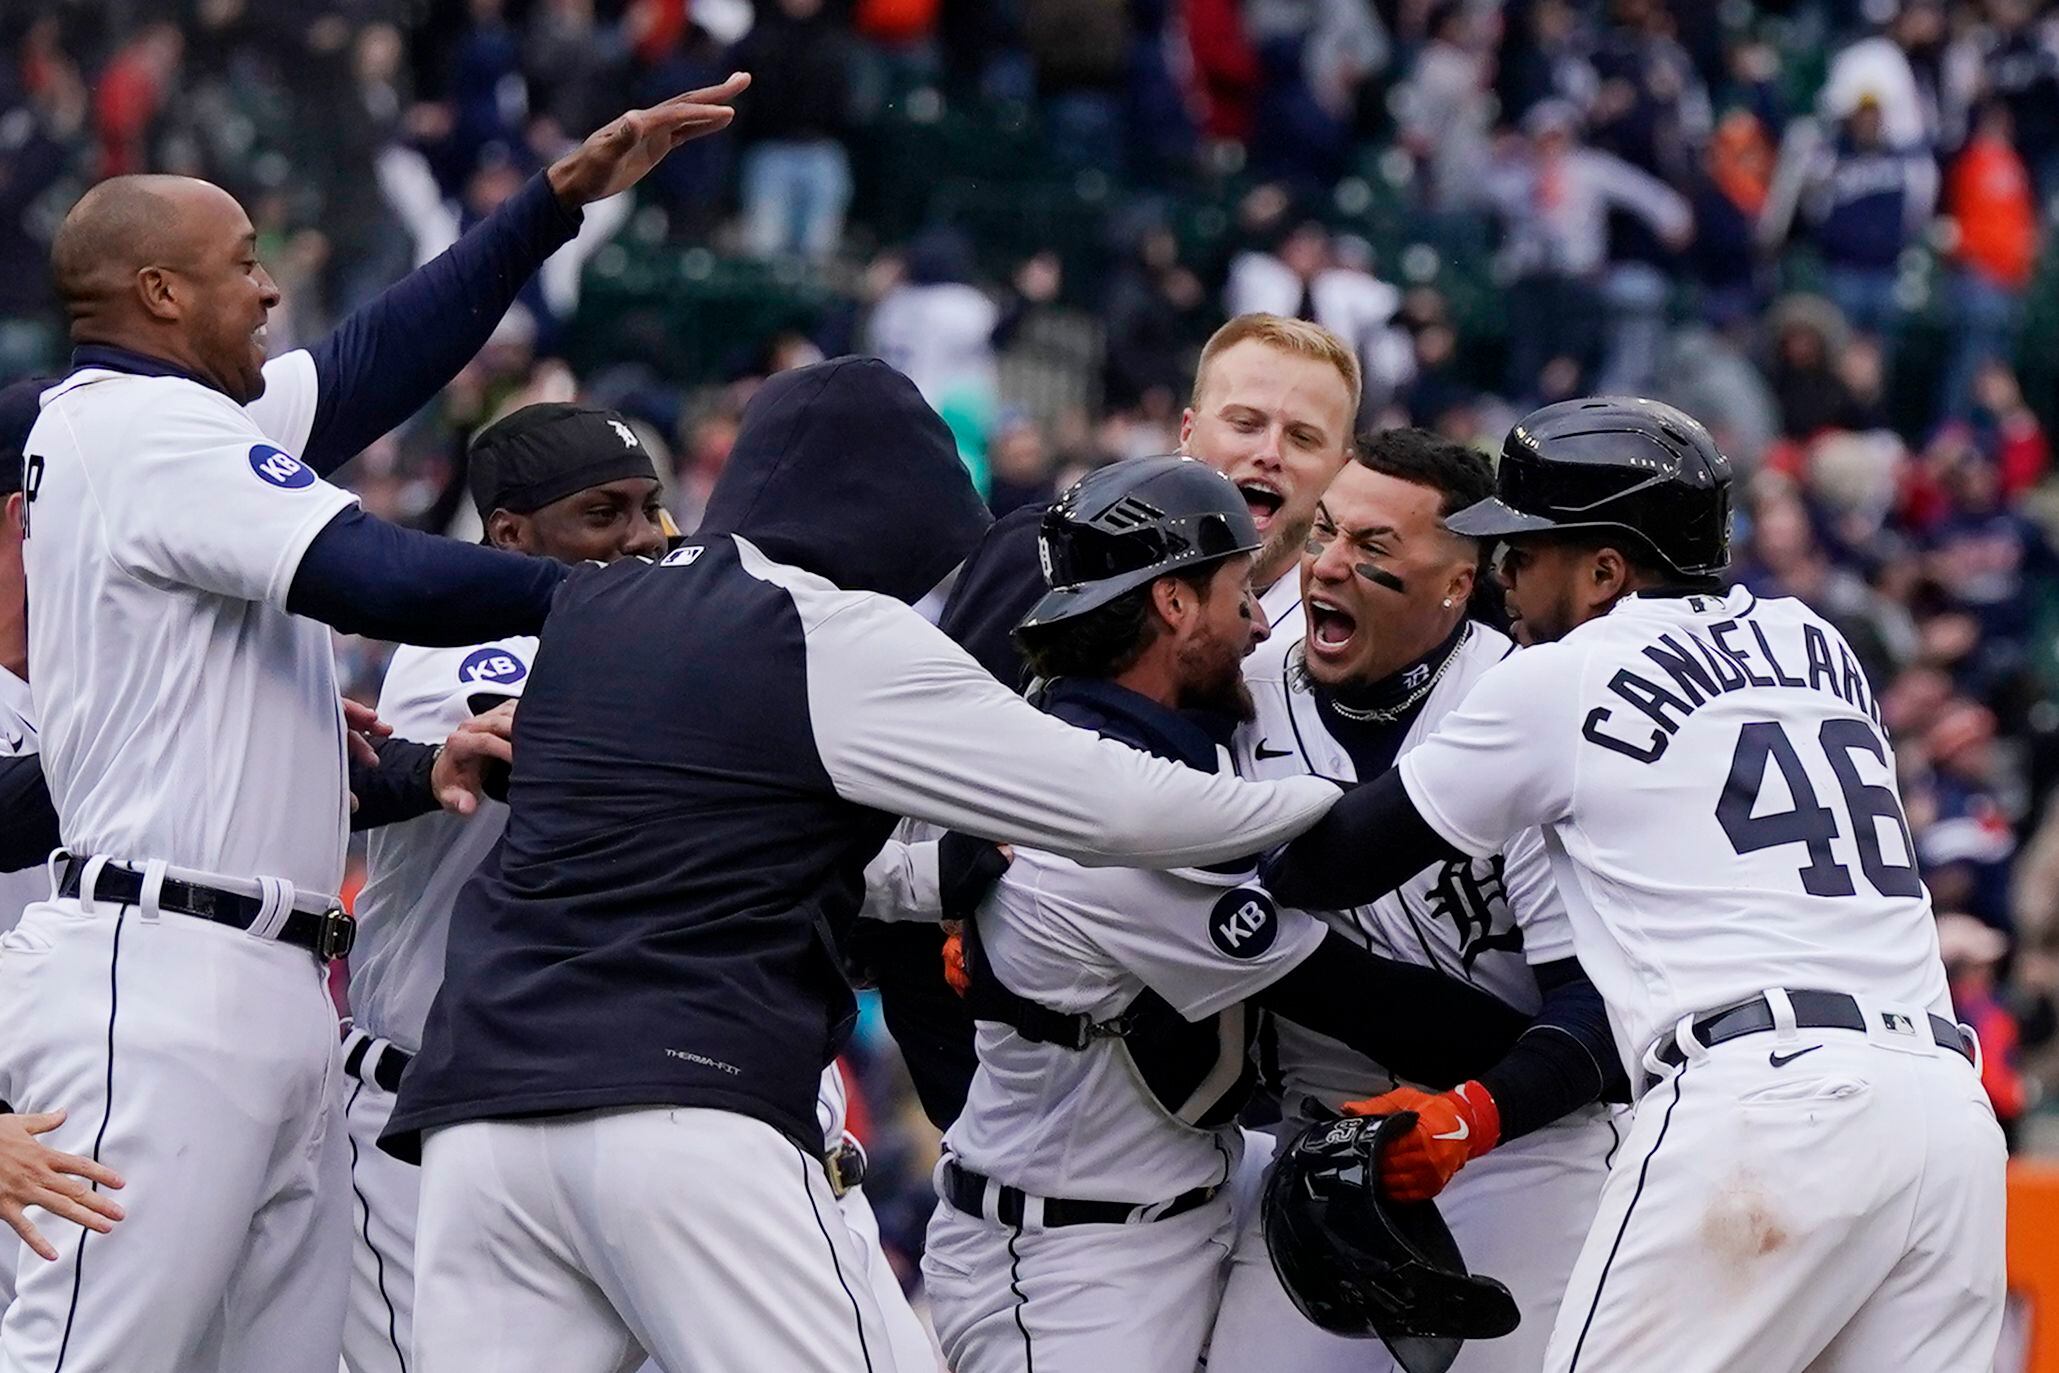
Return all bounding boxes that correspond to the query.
[459,647,527,686]
[1209,887,1279,960]
[248,443,314,489]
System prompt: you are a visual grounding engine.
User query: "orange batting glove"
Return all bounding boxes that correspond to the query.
[1340,1081,1500,1201]
[941,921,970,997]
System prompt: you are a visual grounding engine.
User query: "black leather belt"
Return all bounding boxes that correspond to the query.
[1649,990,1972,1079]
[342,1032,412,1093]
[59,857,356,961]
[941,1159,1217,1228]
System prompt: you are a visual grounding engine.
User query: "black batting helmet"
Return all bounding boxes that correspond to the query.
[1446,396,1733,578]
[1017,456,1260,631]
[1265,1114,1521,1373]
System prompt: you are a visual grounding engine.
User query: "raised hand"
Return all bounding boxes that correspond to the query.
[547,73,752,208]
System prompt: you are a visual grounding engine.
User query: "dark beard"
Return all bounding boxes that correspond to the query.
[1177,634,1257,722]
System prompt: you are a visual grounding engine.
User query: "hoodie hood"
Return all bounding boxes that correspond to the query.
[936,502,1049,689]
[699,357,992,603]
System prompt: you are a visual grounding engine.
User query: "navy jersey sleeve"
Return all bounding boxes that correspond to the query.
[0,753,59,871]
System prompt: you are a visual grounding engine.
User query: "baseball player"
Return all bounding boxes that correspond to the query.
[342,401,935,1373]
[1265,397,2006,1372]
[384,359,1347,1373]
[1179,314,1359,642]
[0,380,46,934]
[919,456,1531,1373]
[1208,430,1623,1373]
[2,77,750,1373]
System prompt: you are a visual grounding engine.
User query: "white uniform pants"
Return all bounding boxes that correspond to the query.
[921,1188,1236,1373]
[0,896,349,1373]
[1207,1110,1616,1372]
[1542,1026,2007,1373]
[350,1070,937,1373]
[413,1107,903,1373]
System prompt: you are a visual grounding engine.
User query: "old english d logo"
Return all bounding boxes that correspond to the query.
[1210,888,1280,960]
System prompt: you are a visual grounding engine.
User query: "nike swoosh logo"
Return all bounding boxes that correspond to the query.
[1768,1046,1822,1069]
[1432,1118,1470,1142]
[1254,741,1293,760]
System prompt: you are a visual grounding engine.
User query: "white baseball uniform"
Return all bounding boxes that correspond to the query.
[345,639,936,1373]
[1396,586,2005,1372]
[1208,622,1618,1373]
[0,667,42,935]
[0,665,41,1317]
[922,822,1329,1373]
[1,351,357,1373]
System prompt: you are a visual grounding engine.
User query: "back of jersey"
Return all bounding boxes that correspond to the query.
[1401,586,1949,1071]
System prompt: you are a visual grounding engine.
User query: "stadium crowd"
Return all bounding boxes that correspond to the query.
[7,0,2059,1303]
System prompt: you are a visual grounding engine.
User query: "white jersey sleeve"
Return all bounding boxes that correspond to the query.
[1398,643,1582,857]
[242,349,321,455]
[378,637,538,745]
[859,838,943,924]
[1082,866,1329,1021]
[797,592,1343,868]
[1504,826,1575,965]
[93,394,354,609]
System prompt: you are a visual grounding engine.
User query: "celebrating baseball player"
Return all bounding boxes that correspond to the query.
[1179,314,1359,643]
[1208,429,1624,1373]
[921,455,1531,1373]
[0,76,749,1373]
[381,358,1344,1373]
[1264,397,2006,1372]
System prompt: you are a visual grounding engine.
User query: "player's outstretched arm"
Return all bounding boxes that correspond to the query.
[287,508,566,646]
[1341,956,1627,1200]
[0,1110,124,1262]
[1263,769,1462,909]
[295,74,750,476]
[1250,930,1530,1088]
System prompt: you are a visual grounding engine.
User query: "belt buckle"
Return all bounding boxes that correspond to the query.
[826,1137,868,1198]
[317,907,357,962]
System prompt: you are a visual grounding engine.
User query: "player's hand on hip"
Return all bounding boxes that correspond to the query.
[0,1109,125,1261]
[1340,1081,1500,1201]
[547,72,751,207]
[434,701,517,816]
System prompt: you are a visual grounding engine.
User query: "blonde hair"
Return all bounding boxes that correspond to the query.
[1190,314,1362,418]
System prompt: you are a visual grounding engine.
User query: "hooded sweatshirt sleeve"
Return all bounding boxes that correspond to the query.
[792,580,1341,867]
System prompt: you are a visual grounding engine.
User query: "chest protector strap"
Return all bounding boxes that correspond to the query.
[960,917,1257,1129]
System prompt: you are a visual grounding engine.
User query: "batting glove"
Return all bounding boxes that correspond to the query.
[1339,1081,1500,1201]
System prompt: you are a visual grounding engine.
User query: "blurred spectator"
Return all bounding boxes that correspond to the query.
[1495,0,1598,131]
[1765,295,1860,441]
[1243,0,1387,188]
[1939,912,2032,1146]
[1392,3,1496,213]
[1910,702,2018,929]
[1022,0,1131,173]
[1969,361,2050,498]
[0,22,86,377]
[1820,0,1950,151]
[525,0,630,140]
[1102,216,1207,416]
[1958,0,2059,201]
[94,21,183,178]
[986,412,1058,515]
[1585,0,1712,188]
[1482,99,1691,401]
[865,228,1008,477]
[1223,215,1406,411]
[438,0,525,194]
[1942,100,2039,418]
[1916,438,2057,685]
[1762,97,1937,347]
[1688,110,1774,330]
[731,0,857,262]
[1183,0,1262,145]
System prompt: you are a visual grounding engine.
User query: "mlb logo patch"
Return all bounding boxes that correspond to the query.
[1880,1011,1918,1037]
[660,545,705,568]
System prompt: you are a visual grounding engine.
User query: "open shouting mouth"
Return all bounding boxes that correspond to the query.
[1238,479,1284,532]
[1306,594,1359,662]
